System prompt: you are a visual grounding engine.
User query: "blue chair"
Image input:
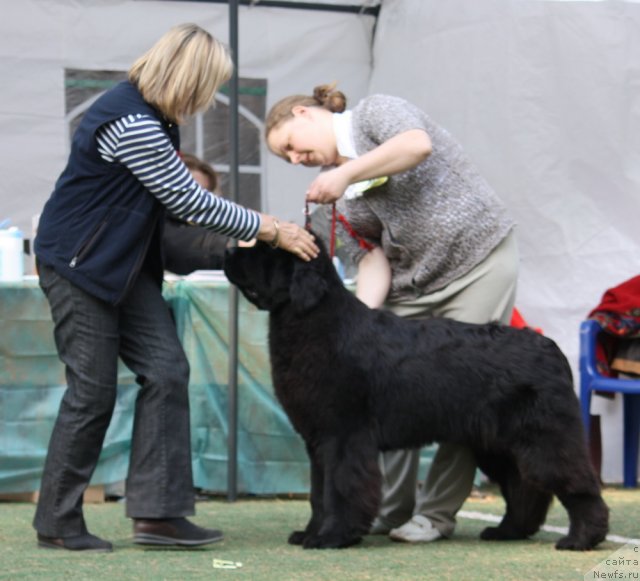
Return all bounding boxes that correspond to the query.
[579,319,640,487]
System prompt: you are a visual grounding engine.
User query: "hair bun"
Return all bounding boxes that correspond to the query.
[313,83,347,113]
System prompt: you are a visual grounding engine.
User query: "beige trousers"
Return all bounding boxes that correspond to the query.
[376,228,519,537]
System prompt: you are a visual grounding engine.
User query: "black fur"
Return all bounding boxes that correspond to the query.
[224,238,609,551]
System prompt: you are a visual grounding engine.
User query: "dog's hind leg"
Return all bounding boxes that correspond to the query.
[289,443,325,546]
[478,455,552,542]
[514,430,608,550]
[303,427,381,549]
[554,490,609,551]
[545,444,609,551]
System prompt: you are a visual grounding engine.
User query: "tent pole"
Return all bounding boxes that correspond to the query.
[226,0,240,503]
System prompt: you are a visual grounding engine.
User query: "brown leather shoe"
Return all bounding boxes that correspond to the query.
[37,532,113,552]
[133,517,223,547]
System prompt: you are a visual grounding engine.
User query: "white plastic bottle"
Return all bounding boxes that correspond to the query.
[0,226,24,281]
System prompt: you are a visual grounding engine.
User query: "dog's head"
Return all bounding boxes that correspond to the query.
[224,234,338,314]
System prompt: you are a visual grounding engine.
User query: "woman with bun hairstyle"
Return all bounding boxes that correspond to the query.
[266,84,518,543]
[33,24,317,553]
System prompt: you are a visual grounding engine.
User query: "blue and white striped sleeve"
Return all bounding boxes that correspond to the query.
[96,114,261,241]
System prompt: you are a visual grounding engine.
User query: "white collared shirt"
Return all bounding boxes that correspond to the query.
[332,110,357,160]
[332,110,388,200]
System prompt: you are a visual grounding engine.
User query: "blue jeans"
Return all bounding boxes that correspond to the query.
[33,263,194,537]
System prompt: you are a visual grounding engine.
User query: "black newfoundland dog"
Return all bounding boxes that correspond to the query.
[224,238,608,551]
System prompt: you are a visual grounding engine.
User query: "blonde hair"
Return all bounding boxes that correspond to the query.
[265,83,347,138]
[129,23,232,124]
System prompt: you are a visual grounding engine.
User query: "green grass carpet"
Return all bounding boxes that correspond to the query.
[0,486,637,581]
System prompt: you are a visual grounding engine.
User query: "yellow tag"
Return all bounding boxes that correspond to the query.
[344,176,388,199]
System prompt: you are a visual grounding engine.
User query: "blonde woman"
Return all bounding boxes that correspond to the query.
[33,24,317,553]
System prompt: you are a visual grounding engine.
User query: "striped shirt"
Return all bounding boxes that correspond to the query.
[96,114,260,241]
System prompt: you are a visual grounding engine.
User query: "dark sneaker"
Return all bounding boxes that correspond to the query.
[37,532,113,552]
[133,518,223,547]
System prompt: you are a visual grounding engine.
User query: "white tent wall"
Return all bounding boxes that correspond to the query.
[0,0,375,237]
[370,0,640,483]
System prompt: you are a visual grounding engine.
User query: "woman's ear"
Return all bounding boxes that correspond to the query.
[291,105,309,118]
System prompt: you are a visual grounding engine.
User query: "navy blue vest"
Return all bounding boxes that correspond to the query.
[35,81,180,304]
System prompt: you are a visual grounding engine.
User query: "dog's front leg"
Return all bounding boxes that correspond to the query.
[303,429,380,549]
[289,442,324,545]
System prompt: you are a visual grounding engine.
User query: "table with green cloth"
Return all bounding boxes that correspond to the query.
[0,276,309,496]
[1,276,437,497]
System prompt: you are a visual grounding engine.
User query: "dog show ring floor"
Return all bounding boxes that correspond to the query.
[0,484,638,580]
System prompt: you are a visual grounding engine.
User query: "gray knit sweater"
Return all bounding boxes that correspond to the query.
[336,94,515,302]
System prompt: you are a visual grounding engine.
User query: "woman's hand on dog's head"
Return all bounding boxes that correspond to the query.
[257,215,319,261]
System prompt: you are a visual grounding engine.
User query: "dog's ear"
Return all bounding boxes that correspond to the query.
[290,258,329,314]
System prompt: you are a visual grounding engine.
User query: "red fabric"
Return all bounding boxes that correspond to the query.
[510,307,543,334]
[588,274,640,377]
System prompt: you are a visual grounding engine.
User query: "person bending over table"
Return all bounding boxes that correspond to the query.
[163,152,228,274]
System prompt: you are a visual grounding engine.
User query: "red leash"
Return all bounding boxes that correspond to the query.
[305,202,374,257]
[330,204,337,257]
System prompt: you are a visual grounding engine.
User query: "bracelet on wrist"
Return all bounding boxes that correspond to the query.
[269,220,280,248]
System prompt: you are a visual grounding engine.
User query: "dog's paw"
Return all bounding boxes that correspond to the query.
[288,531,306,545]
[480,525,527,541]
[479,526,503,541]
[302,533,362,549]
[555,535,594,551]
